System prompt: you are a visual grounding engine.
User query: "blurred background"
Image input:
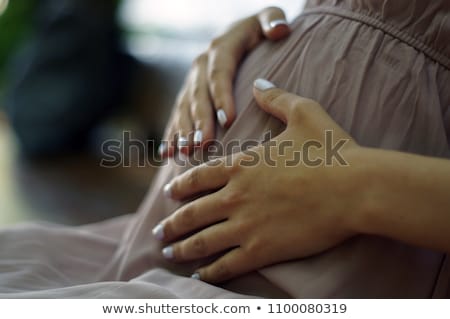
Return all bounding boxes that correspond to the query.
[0,0,304,226]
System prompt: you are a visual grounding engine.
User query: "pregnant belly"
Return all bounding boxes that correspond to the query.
[219,12,446,297]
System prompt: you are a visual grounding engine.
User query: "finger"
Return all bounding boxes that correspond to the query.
[253,78,348,138]
[189,55,215,147]
[158,138,175,159]
[157,192,228,243]
[158,127,175,158]
[258,7,291,41]
[163,221,238,262]
[160,89,192,158]
[253,78,320,124]
[207,47,237,128]
[158,117,177,158]
[174,100,194,155]
[192,247,258,283]
[252,78,296,123]
[164,158,229,201]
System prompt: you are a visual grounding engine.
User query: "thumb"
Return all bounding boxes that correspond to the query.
[253,79,353,141]
[258,7,291,41]
[252,78,297,124]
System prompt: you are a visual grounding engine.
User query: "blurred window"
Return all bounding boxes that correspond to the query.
[119,0,305,61]
[0,0,9,16]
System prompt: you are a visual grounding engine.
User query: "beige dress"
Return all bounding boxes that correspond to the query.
[1,0,449,298]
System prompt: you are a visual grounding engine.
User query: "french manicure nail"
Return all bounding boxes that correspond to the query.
[152,224,165,241]
[162,246,174,259]
[158,143,167,155]
[217,109,227,127]
[194,130,203,145]
[191,273,201,280]
[179,152,188,161]
[163,183,172,197]
[269,19,288,29]
[254,78,276,91]
[177,136,189,148]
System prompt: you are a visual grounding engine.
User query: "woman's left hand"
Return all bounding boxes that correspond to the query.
[153,79,369,283]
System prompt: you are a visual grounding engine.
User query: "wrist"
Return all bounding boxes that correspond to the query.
[346,147,450,252]
[344,147,389,237]
[347,147,417,238]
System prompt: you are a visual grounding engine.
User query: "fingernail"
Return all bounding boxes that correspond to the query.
[177,136,189,148]
[163,183,172,197]
[152,224,165,241]
[194,130,203,145]
[162,246,174,259]
[191,272,201,280]
[158,143,167,155]
[254,78,276,91]
[269,19,288,29]
[217,109,227,127]
[179,152,188,161]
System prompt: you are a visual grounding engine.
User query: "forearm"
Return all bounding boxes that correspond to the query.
[353,147,450,252]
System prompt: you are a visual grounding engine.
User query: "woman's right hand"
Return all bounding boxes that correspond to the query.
[159,7,291,158]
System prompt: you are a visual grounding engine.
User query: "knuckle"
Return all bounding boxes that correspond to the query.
[220,189,243,208]
[208,36,224,50]
[186,168,200,188]
[191,104,212,124]
[191,85,208,104]
[193,53,207,67]
[174,114,183,127]
[290,98,318,120]
[227,160,242,176]
[211,261,232,282]
[177,205,195,229]
[174,112,189,130]
[207,158,225,172]
[191,236,208,256]
[289,102,302,119]
[174,117,189,133]
[233,219,250,235]
[245,238,265,258]
[162,219,174,240]
[208,67,222,82]
[191,84,202,99]
[263,90,284,106]
[209,88,223,109]
[190,102,203,116]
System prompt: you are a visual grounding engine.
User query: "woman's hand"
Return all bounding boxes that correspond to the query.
[152,79,369,283]
[159,7,291,158]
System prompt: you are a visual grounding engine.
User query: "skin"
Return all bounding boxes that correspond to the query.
[153,80,450,284]
[159,7,291,158]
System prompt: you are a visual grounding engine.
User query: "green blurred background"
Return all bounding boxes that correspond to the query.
[0,1,36,105]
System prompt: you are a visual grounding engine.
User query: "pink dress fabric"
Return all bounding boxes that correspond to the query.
[1,0,449,298]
